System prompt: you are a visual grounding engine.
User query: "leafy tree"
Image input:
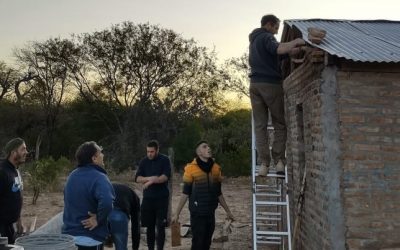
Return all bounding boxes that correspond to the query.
[172,120,204,170]
[66,22,225,169]
[205,109,251,176]
[25,156,71,204]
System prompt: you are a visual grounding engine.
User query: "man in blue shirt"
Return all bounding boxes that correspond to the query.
[63,141,115,250]
[135,140,171,250]
[249,14,305,176]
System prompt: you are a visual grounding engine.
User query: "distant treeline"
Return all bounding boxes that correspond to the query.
[0,21,251,176]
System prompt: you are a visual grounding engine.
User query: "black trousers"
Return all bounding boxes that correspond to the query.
[0,222,15,244]
[190,213,215,250]
[141,197,169,250]
[76,244,104,250]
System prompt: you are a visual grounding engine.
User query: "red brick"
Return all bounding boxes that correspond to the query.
[354,144,381,151]
[368,117,394,124]
[379,90,400,97]
[356,126,380,133]
[382,145,400,152]
[340,115,365,123]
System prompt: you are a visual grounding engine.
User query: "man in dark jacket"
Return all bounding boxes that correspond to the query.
[108,183,140,250]
[135,140,171,250]
[63,141,115,250]
[172,140,234,250]
[0,138,28,243]
[249,14,305,176]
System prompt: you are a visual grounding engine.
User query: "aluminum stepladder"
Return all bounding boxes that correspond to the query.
[251,114,292,250]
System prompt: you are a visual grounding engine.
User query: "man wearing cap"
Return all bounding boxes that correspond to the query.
[172,140,234,250]
[0,138,28,243]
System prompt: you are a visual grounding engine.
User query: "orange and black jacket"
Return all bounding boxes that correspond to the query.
[182,158,222,216]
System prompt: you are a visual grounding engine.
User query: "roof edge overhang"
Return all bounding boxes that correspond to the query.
[282,19,400,64]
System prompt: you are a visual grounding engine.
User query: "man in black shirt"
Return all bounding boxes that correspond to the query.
[135,140,171,250]
[0,138,28,243]
[108,183,140,250]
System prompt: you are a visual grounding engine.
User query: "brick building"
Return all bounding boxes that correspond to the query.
[281,19,400,250]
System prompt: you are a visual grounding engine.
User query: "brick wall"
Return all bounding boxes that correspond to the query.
[284,60,400,250]
[337,70,400,249]
[284,59,336,250]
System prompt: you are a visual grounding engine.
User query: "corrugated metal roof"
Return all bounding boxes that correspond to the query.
[284,19,400,63]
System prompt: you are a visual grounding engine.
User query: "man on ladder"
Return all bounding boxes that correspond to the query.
[248,14,305,176]
[249,14,305,250]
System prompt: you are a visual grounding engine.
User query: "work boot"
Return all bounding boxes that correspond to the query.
[258,163,268,176]
[276,160,285,175]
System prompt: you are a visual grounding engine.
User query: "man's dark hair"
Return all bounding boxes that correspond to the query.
[75,141,100,165]
[3,137,25,158]
[147,140,159,150]
[195,140,208,149]
[261,14,280,27]
[194,140,208,156]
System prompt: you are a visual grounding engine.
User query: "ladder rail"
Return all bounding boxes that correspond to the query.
[251,113,258,250]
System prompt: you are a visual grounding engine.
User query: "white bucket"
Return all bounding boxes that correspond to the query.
[15,234,76,250]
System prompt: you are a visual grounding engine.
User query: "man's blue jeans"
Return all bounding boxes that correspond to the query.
[109,209,129,250]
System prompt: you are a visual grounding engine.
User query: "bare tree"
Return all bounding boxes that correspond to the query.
[0,61,36,102]
[222,53,250,98]
[15,38,74,155]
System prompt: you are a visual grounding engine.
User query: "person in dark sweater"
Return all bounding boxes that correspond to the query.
[0,138,28,244]
[108,183,140,250]
[249,14,305,176]
[135,140,171,250]
[172,140,234,250]
[63,141,115,250]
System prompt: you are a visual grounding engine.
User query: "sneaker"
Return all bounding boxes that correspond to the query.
[276,160,285,175]
[258,163,268,176]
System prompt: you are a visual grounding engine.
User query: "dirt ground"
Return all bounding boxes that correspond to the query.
[20,172,271,249]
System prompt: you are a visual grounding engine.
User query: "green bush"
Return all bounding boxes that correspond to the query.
[26,156,71,204]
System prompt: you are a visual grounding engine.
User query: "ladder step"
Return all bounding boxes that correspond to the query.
[257,216,281,221]
[257,240,282,245]
[256,201,288,206]
[255,184,280,189]
[257,212,281,216]
[255,166,286,178]
[257,236,282,240]
[254,187,281,193]
[257,231,289,236]
[255,184,281,189]
[256,223,278,227]
[255,193,281,197]
[255,173,285,178]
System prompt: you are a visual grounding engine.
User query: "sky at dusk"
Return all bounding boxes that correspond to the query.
[0,0,399,63]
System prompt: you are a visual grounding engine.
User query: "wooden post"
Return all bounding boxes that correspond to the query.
[167,147,175,226]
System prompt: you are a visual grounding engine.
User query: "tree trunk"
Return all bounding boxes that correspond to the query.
[32,186,40,205]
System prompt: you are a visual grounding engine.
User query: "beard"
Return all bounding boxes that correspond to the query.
[14,153,26,165]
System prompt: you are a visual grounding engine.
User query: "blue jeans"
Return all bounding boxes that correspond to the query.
[109,209,129,250]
